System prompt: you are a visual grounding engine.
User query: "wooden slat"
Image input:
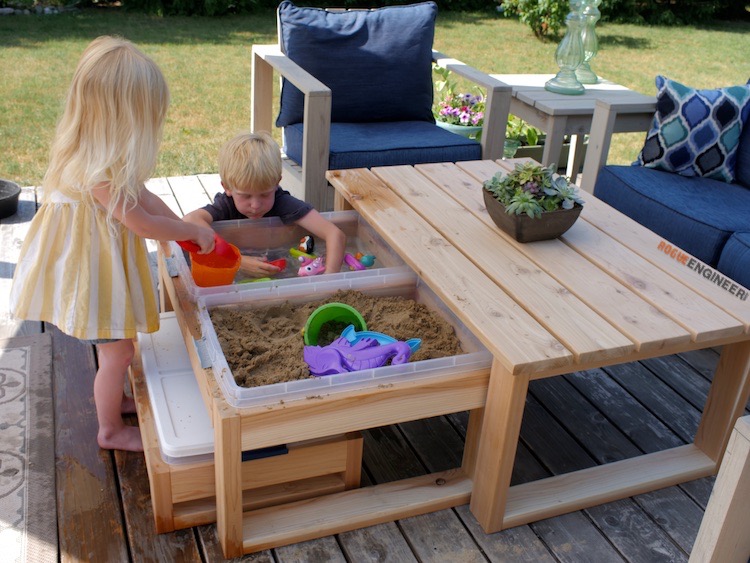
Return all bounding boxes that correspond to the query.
[166,175,212,217]
[503,444,716,528]
[561,219,744,342]
[327,167,573,375]
[241,470,472,552]
[236,367,489,451]
[145,177,181,217]
[196,173,222,201]
[115,446,203,560]
[580,196,750,332]
[451,160,692,353]
[376,164,635,364]
[50,324,131,562]
[362,422,486,561]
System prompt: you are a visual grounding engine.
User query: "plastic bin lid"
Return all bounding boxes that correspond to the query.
[138,312,214,460]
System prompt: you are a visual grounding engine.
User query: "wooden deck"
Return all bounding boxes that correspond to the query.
[2,175,748,562]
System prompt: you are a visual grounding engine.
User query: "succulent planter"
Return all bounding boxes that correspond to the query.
[482,187,582,243]
[0,180,21,219]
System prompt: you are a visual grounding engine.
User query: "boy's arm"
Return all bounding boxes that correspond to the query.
[183,208,215,229]
[295,210,346,274]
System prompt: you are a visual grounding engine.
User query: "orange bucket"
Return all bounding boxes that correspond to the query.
[190,243,241,287]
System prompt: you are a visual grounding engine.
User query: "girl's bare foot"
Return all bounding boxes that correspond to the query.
[121,396,137,415]
[98,425,143,452]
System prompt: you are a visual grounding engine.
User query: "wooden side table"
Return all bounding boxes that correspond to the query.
[689,415,750,563]
[491,74,655,182]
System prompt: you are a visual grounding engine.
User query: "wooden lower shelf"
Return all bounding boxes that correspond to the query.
[241,469,472,552]
[131,352,363,533]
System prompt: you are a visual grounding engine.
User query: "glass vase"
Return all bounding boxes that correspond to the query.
[545,0,585,95]
[575,0,601,84]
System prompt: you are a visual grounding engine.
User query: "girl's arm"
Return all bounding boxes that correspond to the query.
[139,188,183,221]
[92,185,216,253]
[295,210,346,274]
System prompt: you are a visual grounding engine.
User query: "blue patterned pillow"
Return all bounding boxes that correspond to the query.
[635,76,750,183]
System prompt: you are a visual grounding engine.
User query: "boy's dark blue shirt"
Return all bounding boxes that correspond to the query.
[202,186,313,224]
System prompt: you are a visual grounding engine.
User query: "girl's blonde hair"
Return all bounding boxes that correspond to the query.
[218,132,282,194]
[44,36,169,228]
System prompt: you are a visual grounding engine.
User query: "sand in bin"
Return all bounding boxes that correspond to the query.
[211,289,464,388]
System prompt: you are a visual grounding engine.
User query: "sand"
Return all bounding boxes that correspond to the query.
[210,289,464,388]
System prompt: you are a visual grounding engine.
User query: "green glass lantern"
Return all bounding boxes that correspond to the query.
[576,0,602,84]
[545,0,585,95]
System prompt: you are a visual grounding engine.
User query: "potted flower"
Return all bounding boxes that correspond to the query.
[482,161,584,242]
[433,64,485,139]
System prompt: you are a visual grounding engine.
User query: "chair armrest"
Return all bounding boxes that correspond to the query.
[579,98,656,193]
[432,50,512,161]
[251,44,333,210]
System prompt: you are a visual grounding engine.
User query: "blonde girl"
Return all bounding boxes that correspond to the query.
[10,36,215,452]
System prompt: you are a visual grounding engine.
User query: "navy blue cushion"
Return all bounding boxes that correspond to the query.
[717,232,750,289]
[284,121,481,170]
[276,1,437,128]
[734,94,750,188]
[594,165,750,266]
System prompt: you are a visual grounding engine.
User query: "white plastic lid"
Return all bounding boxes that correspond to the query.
[138,312,214,462]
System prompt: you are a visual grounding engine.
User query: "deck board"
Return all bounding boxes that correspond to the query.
[1,178,739,561]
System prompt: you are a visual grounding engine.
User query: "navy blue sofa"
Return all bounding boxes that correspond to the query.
[583,101,750,290]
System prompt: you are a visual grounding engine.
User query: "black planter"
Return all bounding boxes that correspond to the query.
[482,187,582,243]
[0,180,21,219]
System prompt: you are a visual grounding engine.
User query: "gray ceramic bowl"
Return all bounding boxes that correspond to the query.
[0,180,21,219]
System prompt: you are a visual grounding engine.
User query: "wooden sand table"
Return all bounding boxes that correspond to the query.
[210,289,464,387]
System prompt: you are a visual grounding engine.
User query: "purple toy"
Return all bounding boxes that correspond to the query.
[304,336,412,376]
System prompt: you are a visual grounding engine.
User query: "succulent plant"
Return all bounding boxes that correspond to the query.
[483,161,584,219]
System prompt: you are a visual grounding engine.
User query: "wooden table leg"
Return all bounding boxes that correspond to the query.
[214,400,244,558]
[542,115,568,172]
[694,340,750,464]
[567,134,587,184]
[689,415,750,563]
[469,358,530,533]
[462,407,485,478]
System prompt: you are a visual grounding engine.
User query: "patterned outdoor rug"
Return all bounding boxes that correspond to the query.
[0,333,57,562]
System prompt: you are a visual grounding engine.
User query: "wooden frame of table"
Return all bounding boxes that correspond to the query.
[491,74,655,182]
[157,158,750,557]
[157,247,493,557]
[328,159,750,535]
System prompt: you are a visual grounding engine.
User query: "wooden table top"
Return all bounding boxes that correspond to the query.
[327,159,750,379]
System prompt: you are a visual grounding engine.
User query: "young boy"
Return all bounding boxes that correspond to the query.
[184,132,345,278]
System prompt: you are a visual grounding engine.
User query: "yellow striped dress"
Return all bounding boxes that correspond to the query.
[10,189,159,340]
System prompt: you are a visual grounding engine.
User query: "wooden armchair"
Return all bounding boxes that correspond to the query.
[251,1,511,211]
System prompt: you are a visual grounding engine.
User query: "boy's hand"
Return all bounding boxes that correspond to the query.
[239,256,282,278]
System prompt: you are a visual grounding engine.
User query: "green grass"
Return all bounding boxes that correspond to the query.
[1,9,748,186]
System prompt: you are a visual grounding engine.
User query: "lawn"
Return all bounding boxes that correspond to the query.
[1,8,749,187]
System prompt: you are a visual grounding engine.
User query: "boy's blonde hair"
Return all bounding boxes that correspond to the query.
[218,132,282,194]
[44,36,169,229]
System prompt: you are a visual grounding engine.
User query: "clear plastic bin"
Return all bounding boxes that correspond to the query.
[198,271,493,408]
[169,210,408,300]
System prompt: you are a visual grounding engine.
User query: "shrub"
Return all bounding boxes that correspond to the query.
[500,0,570,38]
